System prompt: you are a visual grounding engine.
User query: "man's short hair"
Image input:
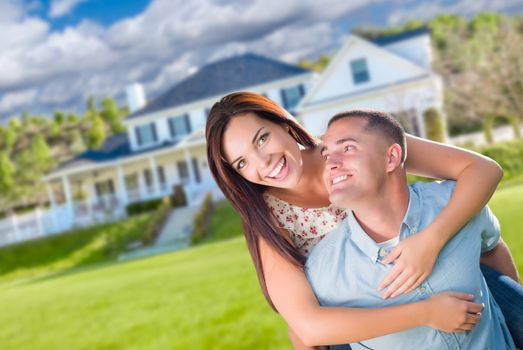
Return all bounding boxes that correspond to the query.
[328,109,407,164]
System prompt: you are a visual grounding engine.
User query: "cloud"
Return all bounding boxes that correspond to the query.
[49,0,89,18]
[1,0,521,119]
[0,88,38,114]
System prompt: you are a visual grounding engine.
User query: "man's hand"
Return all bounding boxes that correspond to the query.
[378,233,441,298]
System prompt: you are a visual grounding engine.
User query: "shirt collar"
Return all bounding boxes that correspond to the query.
[346,185,422,263]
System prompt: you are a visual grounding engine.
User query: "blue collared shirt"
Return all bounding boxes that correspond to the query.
[305,181,515,350]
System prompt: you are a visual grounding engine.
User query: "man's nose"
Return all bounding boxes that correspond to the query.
[326,153,342,170]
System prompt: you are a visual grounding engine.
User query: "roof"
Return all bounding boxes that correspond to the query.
[371,27,429,46]
[129,53,310,119]
[46,132,180,177]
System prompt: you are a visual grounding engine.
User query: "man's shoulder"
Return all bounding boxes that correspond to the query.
[411,180,456,206]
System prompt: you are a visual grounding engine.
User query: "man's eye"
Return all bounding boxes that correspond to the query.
[344,145,354,152]
[257,133,269,146]
[322,154,329,160]
[237,159,246,170]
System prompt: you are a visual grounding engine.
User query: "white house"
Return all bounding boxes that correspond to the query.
[0,28,445,246]
[297,27,444,137]
[0,54,313,244]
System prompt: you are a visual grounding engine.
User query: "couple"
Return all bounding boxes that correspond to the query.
[205,92,522,349]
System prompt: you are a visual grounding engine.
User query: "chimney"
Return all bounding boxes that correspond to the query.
[126,83,146,113]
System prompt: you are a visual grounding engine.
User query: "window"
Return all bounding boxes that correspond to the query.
[157,166,166,184]
[143,169,153,187]
[191,158,201,184]
[135,123,157,147]
[177,161,189,182]
[281,85,305,111]
[169,114,191,138]
[94,179,115,198]
[350,58,370,84]
[124,173,139,191]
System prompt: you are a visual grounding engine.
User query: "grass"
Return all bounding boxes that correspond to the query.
[0,184,521,349]
[0,238,288,350]
[203,200,243,243]
[0,213,153,283]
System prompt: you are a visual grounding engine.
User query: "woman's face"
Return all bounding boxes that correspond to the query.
[222,112,303,189]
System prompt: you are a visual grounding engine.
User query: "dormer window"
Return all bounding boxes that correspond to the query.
[350,58,370,84]
[135,122,158,147]
[169,114,191,139]
[281,84,305,111]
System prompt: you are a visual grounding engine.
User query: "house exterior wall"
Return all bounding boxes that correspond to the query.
[125,73,313,153]
[309,38,427,104]
[299,76,442,137]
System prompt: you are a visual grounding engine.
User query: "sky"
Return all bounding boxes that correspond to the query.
[1,0,522,121]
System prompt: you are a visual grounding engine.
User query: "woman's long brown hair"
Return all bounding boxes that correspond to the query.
[205,92,318,311]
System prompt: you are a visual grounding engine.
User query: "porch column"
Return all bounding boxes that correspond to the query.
[45,182,58,234]
[148,157,160,196]
[62,175,73,217]
[116,164,128,205]
[184,149,195,183]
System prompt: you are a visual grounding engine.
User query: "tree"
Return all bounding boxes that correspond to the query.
[54,111,65,125]
[0,152,15,193]
[69,129,86,154]
[100,97,126,133]
[86,115,106,149]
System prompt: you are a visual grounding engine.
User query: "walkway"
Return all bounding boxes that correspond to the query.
[118,205,199,261]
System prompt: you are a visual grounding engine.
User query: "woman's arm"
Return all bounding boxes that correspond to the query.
[259,238,483,347]
[377,134,505,298]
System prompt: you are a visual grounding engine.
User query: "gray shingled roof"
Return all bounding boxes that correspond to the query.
[46,133,179,177]
[371,27,429,46]
[129,53,310,119]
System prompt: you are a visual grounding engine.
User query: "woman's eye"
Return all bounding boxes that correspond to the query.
[237,159,246,170]
[257,133,268,146]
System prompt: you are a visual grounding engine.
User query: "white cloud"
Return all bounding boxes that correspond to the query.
[1,0,521,119]
[0,89,38,113]
[49,0,89,18]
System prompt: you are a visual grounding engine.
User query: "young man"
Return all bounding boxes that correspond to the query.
[306,110,516,349]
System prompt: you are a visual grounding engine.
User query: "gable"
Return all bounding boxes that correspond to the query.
[300,36,429,107]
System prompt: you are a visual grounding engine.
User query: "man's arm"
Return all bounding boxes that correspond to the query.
[480,238,520,283]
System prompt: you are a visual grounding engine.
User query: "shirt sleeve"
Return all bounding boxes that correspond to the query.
[477,205,501,253]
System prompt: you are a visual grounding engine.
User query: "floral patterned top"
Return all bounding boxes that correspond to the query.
[264,193,348,256]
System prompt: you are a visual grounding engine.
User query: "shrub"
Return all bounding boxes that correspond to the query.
[476,140,523,180]
[191,193,215,245]
[142,197,172,246]
[423,107,446,142]
[126,198,163,216]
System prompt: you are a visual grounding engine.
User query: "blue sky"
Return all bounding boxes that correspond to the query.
[1,0,522,120]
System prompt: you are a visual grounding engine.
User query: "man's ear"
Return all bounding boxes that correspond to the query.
[386,143,403,172]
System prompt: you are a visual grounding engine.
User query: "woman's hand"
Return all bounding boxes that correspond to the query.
[423,292,483,332]
[378,233,443,299]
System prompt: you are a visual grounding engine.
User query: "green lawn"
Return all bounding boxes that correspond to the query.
[0,184,521,350]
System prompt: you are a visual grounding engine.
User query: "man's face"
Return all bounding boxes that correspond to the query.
[321,117,390,208]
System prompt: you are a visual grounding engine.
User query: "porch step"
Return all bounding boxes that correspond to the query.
[117,205,199,261]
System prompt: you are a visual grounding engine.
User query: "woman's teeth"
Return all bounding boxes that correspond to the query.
[268,157,285,178]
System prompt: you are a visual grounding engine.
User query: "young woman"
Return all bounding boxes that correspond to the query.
[205,92,522,348]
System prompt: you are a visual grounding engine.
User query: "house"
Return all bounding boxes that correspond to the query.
[28,54,313,238]
[0,28,444,245]
[296,27,444,137]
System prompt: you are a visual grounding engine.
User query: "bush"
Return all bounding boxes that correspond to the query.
[141,197,172,246]
[423,107,446,142]
[191,193,215,245]
[126,198,163,216]
[476,139,523,180]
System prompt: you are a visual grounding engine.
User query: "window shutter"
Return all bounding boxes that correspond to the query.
[168,118,175,138]
[280,89,288,109]
[135,127,142,146]
[151,123,158,142]
[184,114,192,133]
